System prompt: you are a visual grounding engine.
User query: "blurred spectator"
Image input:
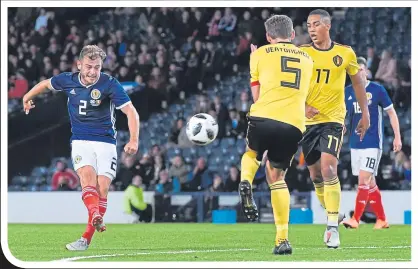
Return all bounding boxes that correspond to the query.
[226,108,246,138]
[51,159,79,191]
[137,153,154,187]
[35,9,48,31]
[8,69,29,99]
[123,175,152,223]
[218,7,237,39]
[207,10,222,40]
[114,151,137,190]
[210,96,229,138]
[293,25,310,46]
[224,165,240,192]
[183,157,212,191]
[151,154,166,188]
[366,47,380,78]
[375,49,397,88]
[168,155,189,187]
[169,118,185,145]
[155,169,180,194]
[177,116,195,148]
[238,10,254,35]
[236,90,251,115]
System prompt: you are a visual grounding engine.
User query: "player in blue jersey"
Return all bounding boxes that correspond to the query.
[22,45,140,250]
[342,57,402,229]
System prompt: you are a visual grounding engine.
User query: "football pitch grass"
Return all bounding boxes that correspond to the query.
[8,223,411,262]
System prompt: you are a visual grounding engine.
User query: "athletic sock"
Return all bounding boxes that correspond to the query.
[313,181,326,209]
[368,185,386,221]
[324,177,341,227]
[353,184,370,222]
[240,150,260,185]
[269,181,290,245]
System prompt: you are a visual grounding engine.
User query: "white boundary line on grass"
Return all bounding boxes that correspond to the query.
[52,246,411,262]
[54,248,254,262]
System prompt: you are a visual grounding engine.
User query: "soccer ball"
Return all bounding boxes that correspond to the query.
[186,113,219,145]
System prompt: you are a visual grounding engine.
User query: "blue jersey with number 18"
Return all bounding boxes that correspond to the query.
[50,72,131,145]
[345,81,393,150]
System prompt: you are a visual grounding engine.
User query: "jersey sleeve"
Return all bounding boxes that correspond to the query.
[109,78,132,110]
[378,85,393,110]
[250,51,260,86]
[346,48,360,76]
[49,72,70,91]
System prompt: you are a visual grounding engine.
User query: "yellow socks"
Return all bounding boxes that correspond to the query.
[269,181,290,245]
[324,177,341,226]
[240,150,260,185]
[313,181,326,209]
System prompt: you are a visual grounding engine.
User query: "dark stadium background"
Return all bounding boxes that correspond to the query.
[7,7,410,204]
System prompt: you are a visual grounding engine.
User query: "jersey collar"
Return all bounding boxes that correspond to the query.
[365,80,370,88]
[78,72,101,88]
[312,41,335,52]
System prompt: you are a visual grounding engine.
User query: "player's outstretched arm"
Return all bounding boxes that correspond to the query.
[386,107,402,152]
[121,103,140,155]
[22,79,54,114]
[350,72,370,140]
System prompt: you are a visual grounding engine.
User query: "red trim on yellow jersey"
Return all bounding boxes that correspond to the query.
[251,81,260,87]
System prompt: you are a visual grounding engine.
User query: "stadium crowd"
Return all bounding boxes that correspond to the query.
[8,7,411,194]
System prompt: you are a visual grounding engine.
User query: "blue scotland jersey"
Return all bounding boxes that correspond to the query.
[345,81,393,149]
[50,72,131,145]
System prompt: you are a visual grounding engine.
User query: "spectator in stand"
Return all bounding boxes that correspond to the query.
[238,10,254,35]
[218,7,237,39]
[150,154,166,189]
[155,169,180,194]
[168,155,189,188]
[137,153,154,188]
[236,32,253,66]
[226,108,246,138]
[8,69,29,99]
[51,159,79,191]
[375,49,397,88]
[210,96,229,138]
[35,8,49,32]
[207,10,222,41]
[168,118,185,146]
[235,90,251,118]
[183,157,212,191]
[292,25,310,46]
[114,151,138,191]
[366,47,380,79]
[224,165,240,192]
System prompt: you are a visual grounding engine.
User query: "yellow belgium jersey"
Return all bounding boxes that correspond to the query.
[249,42,314,133]
[299,42,360,125]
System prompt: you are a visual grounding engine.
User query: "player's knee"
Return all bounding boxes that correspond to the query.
[309,170,322,183]
[320,163,338,181]
[358,171,373,186]
[77,166,97,186]
[97,175,112,198]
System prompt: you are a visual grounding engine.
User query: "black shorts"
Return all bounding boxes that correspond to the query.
[301,122,344,166]
[246,116,303,170]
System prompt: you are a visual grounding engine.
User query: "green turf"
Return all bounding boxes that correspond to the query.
[8,223,411,262]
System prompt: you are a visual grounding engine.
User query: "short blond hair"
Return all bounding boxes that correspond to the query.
[79,45,106,61]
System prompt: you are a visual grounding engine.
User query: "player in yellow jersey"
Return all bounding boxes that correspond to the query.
[238,14,313,255]
[298,9,370,248]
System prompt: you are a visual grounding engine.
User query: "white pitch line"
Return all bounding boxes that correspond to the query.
[53,248,254,262]
[294,245,411,250]
[52,246,411,262]
[298,258,411,262]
